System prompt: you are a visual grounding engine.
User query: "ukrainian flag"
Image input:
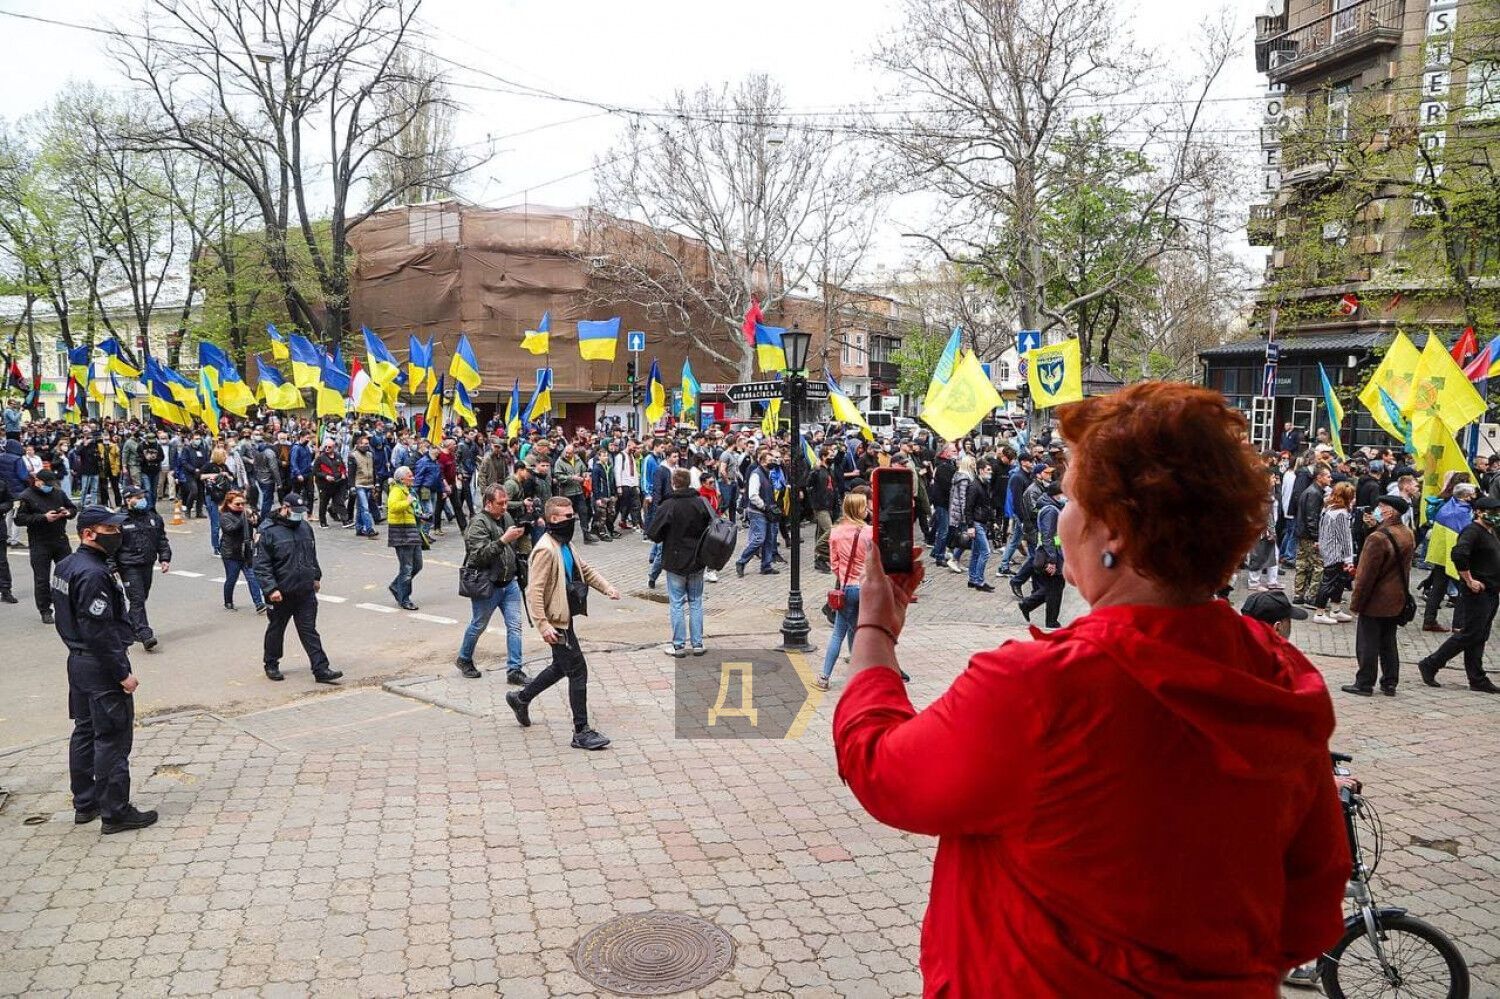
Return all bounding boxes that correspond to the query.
[97,337,141,378]
[754,323,786,373]
[68,344,92,385]
[524,368,552,425]
[827,375,874,441]
[255,355,305,411]
[522,312,551,356]
[505,378,522,439]
[408,334,436,396]
[362,326,401,385]
[426,376,446,446]
[198,367,222,435]
[1426,495,1473,580]
[578,317,620,362]
[266,324,291,362]
[160,363,202,417]
[316,352,350,418]
[761,398,781,436]
[644,359,667,425]
[288,334,324,390]
[1318,362,1346,459]
[198,341,256,416]
[448,333,481,392]
[802,439,818,469]
[924,327,962,410]
[681,359,700,426]
[144,357,191,426]
[452,380,477,428]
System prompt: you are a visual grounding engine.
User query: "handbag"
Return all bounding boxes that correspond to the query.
[1383,527,1418,627]
[458,565,495,600]
[825,526,866,620]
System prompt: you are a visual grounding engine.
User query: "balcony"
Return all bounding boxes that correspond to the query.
[868,361,901,385]
[1248,204,1277,246]
[1256,0,1404,86]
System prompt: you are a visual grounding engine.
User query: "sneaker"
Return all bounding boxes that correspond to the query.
[570,728,611,751]
[399,601,419,611]
[506,691,532,727]
[691,646,705,657]
[1283,963,1320,988]
[255,604,269,615]
[507,669,531,686]
[456,658,481,679]
[813,675,830,691]
[1312,613,1336,625]
[665,646,687,658]
[102,807,159,834]
[1333,610,1354,623]
[705,570,718,583]
[949,561,964,575]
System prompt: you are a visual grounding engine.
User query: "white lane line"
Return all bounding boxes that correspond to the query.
[316,594,347,604]
[409,612,457,625]
[170,570,205,578]
[355,602,396,613]
[210,577,224,583]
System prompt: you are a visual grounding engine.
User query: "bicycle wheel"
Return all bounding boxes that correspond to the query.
[1321,913,1469,999]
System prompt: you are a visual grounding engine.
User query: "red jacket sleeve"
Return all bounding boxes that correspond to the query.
[833,650,1035,838]
[1278,770,1352,965]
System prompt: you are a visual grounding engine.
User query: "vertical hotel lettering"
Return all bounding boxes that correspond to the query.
[1413,0,1458,215]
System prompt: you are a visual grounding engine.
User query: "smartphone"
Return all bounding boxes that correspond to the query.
[871,466,915,575]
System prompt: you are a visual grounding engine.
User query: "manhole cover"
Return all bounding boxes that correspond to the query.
[573,911,734,996]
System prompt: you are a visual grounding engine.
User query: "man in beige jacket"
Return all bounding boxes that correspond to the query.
[506,496,620,750]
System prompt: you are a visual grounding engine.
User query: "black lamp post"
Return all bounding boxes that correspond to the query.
[780,325,815,652]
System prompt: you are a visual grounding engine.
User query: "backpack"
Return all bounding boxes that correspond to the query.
[695,497,738,571]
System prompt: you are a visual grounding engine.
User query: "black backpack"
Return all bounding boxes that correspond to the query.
[695,498,738,571]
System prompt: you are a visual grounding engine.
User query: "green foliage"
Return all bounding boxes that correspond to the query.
[890,323,952,398]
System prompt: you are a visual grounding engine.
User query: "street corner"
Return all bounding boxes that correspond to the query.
[673,647,823,740]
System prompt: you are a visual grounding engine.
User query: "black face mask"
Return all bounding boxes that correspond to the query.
[546,518,576,544]
[92,531,124,556]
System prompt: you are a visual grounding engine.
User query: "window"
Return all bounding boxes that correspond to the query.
[1332,0,1360,42]
[1326,81,1352,142]
[406,204,459,246]
[841,333,866,366]
[1467,59,1500,121]
[995,360,1012,383]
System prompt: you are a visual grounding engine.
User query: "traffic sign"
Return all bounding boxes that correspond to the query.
[1266,340,1280,362]
[627,330,646,353]
[726,381,782,402]
[803,381,829,401]
[1018,330,1042,356]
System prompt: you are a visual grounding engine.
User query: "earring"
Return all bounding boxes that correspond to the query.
[1101,551,1117,569]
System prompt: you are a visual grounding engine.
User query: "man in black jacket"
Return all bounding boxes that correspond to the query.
[253,494,341,684]
[807,448,838,572]
[1293,465,1332,605]
[15,469,76,622]
[113,485,171,651]
[646,468,713,656]
[1418,495,1500,694]
[0,477,13,602]
[929,446,958,567]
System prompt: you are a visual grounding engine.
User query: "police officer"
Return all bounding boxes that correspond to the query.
[15,468,76,623]
[253,493,343,684]
[53,505,158,833]
[114,484,171,651]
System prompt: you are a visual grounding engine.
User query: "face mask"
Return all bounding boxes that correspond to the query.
[37,484,53,494]
[131,499,148,511]
[93,531,124,556]
[287,511,306,523]
[546,518,576,544]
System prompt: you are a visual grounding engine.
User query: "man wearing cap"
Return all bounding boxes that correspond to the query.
[929,445,957,567]
[52,505,157,833]
[14,468,77,623]
[253,493,342,684]
[114,484,172,652]
[1240,589,1310,639]
[1416,495,1500,694]
[1344,495,1415,696]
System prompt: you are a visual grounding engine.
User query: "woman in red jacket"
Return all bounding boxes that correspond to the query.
[834,382,1350,997]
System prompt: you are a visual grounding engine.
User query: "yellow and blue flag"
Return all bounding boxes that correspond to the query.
[408,334,437,396]
[266,324,291,363]
[578,317,620,362]
[505,379,522,438]
[144,357,191,426]
[1425,495,1474,579]
[452,380,477,428]
[754,323,786,373]
[97,337,140,378]
[198,367,222,434]
[524,368,553,425]
[681,359,701,426]
[925,349,1004,440]
[645,359,667,425]
[112,371,135,402]
[448,333,481,392]
[68,344,92,385]
[924,327,963,410]
[288,333,323,390]
[425,376,446,446]
[255,355,304,411]
[827,375,874,441]
[522,312,551,356]
[1026,338,1084,409]
[761,398,781,436]
[316,351,350,418]
[198,341,256,416]
[1317,363,1346,458]
[362,327,401,384]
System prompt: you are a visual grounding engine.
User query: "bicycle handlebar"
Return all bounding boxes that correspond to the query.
[1331,751,1353,763]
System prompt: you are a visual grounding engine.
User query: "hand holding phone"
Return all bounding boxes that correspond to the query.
[871,467,915,575]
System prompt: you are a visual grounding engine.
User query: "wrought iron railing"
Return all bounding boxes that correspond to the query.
[1257,0,1404,78]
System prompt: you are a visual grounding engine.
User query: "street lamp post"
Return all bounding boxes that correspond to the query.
[780,325,814,652]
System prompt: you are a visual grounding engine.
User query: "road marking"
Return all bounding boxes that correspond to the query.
[316,594,347,604]
[170,570,204,578]
[410,612,457,625]
[355,602,396,613]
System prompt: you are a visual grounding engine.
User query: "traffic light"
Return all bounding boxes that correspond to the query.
[626,360,637,384]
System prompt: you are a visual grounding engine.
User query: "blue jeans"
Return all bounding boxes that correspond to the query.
[80,474,99,506]
[142,474,157,508]
[392,545,423,602]
[222,557,265,608]
[930,507,950,562]
[666,571,704,649]
[737,509,774,571]
[968,523,990,584]
[355,487,374,535]
[1279,521,1298,562]
[997,516,1025,571]
[822,584,860,678]
[257,483,276,523]
[207,503,221,553]
[458,579,523,669]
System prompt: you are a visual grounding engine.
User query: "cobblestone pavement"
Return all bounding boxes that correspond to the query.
[2,520,1498,996]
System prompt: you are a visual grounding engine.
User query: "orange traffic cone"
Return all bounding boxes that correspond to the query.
[170,500,184,526]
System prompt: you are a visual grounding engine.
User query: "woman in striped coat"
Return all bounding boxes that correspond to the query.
[1312,481,1356,625]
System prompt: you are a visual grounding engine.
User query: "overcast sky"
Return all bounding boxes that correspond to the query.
[0,0,1270,270]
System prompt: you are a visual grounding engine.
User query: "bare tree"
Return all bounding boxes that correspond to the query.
[368,51,462,206]
[874,0,1236,361]
[588,75,881,382]
[113,0,484,346]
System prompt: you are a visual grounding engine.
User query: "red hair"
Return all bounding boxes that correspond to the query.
[1058,382,1265,598]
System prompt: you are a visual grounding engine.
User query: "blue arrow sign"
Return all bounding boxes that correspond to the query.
[1017,330,1042,356]
[627,331,646,353]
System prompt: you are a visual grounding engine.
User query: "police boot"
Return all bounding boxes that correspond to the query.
[102,806,159,834]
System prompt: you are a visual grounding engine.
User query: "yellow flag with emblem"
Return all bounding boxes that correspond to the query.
[1404,333,1485,431]
[1411,414,1472,499]
[921,350,1003,441]
[1026,338,1084,409]
[1357,331,1421,441]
